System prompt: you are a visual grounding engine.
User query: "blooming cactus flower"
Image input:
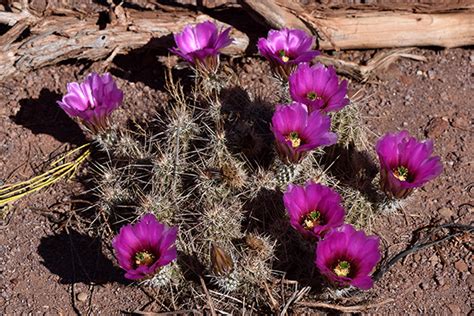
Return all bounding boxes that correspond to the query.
[112,213,178,280]
[171,20,233,74]
[289,63,349,113]
[376,130,443,199]
[257,28,319,80]
[283,182,345,239]
[271,102,337,164]
[315,224,381,290]
[57,72,123,133]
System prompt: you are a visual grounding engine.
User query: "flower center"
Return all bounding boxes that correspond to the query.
[301,210,322,230]
[393,166,409,182]
[279,50,290,63]
[334,260,351,277]
[306,91,317,101]
[285,131,301,148]
[134,250,156,267]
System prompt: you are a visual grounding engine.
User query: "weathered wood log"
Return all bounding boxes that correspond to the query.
[0,8,249,81]
[301,11,474,50]
[239,0,311,33]
[243,0,474,50]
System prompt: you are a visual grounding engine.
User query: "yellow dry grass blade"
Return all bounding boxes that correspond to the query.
[0,143,91,206]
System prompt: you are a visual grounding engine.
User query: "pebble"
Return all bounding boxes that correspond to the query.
[440,91,449,101]
[451,117,471,130]
[425,117,449,138]
[427,70,436,79]
[435,275,445,286]
[454,259,468,273]
[429,254,440,264]
[448,304,461,314]
[438,207,454,219]
[467,275,474,291]
[76,292,88,302]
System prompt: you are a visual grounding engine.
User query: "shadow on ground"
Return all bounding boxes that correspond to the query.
[11,88,87,146]
[38,229,127,285]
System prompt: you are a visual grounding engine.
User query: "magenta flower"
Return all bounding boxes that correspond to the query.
[315,224,381,290]
[171,20,233,74]
[376,130,443,199]
[57,72,123,133]
[289,63,349,113]
[271,102,337,164]
[283,182,345,239]
[257,28,319,80]
[112,213,178,280]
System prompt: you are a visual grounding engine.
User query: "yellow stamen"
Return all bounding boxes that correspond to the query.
[286,132,301,148]
[302,211,321,230]
[134,251,155,267]
[393,166,409,181]
[279,50,290,63]
[334,261,351,277]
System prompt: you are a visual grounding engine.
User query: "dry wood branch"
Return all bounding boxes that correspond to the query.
[316,49,427,82]
[0,9,249,81]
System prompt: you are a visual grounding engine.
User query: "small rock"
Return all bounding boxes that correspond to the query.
[454,259,468,273]
[76,292,88,302]
[435,275,445,286]
[467,275,474,290]
[448,304,461,314]
[242,63,253,73]
[420,282,430,290]
[438,207,454,219]
[440,91,449,101]
[425,117,449,138]
[452,117,471,130]
[427,70,436,79]
[416,70,423,76]
[429,254,440,264]
[470,54,474,64]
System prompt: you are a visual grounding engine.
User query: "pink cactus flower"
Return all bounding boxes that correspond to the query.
[171,20,233,74]
[112,213,178,280]
[315,224,381,290]
[57,72,123,133]
[376,130,443,199]
[284,181,345,239]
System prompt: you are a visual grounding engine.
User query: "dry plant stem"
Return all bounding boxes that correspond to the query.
[199,276,217,316]
[0,8,249,81]
[132,310,202,316]
[297,298,395,313]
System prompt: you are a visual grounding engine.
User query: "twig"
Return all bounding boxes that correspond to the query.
[130,310,201,316]
[297,298,395,312]
[280,286,310,316]
[373,222,474,281]
[199,276,217,316]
